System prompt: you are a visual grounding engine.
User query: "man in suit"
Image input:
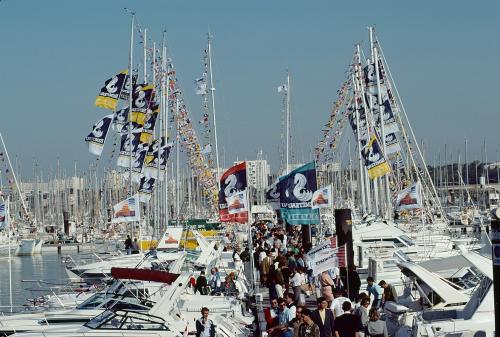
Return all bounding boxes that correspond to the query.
[311,296,335,337]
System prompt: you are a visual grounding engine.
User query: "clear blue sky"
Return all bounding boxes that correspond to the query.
[0,0,498,179]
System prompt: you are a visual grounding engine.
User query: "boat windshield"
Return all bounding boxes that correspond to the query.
[85,310,169,330]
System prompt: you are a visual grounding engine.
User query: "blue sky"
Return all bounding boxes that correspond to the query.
[0,0,498,179]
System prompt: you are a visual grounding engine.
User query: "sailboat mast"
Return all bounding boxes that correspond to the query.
[175,99,180,226]
[370,27,392,218]
[0,132,30,219]
[286,70,291,173]
[207,33,221,183]
[127,13,135,197]
[162,36,169,230]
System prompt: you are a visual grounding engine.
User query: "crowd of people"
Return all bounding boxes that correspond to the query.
[251,221,396,337]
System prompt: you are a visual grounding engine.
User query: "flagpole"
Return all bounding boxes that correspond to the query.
[176,99,180,226]
[207,33,221,186]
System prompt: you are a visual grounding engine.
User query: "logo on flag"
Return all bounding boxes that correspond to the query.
[311,186,332,209]
[395,181,422,210]
[85,114,113,156]
[226,191,248,214]
[218,162,248,223]
[112,195,140,223]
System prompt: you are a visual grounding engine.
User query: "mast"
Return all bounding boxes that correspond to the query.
[162,34,169,231]
[351,66,367,214]
[7,196,13,312]
[176,99,180,226]
[207,33,221,183]
[127,12,135,197]
[286,70,291,173]
[370,26,391,219]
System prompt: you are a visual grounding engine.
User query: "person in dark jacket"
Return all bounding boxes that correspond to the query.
[348,266,361,302]
[311,297,336,337]
[194,271,208,295]
[196,307,216,337]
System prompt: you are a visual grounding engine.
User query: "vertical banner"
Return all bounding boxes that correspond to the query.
[279,161,320,225]
[95,70,128,110]
[265,179,281,210]
[85,114,113,156]
[138,176,156,203]
[361,134,390,179]
[218,162,248,223]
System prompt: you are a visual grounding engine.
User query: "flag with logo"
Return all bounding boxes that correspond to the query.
[95,70,128,110]
[131,143,149,183]
[218,162,247,223]
[311,185,332,209]
[361,134,390,179]
[112,194,140,223]
[131,84,155,126]
[140,110,158,144]
[112,106,129,132]
[117,129,143,168]
[143,140,173,179]
[265,179,281,210]
[278,161,320,225]
[395,181,423,210]
[138,176,156,203]
[226,191,248,214]
[85,114,113,156]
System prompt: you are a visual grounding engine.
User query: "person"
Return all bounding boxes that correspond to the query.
[267,298,294,337]
[348,266,361,302]
[366,308,388,337]
[131,238,139,254]
[320,271,335,303]
[330,293,351,318]
[366,277,384,309]
[196,307,216,337]
[378,280,398,304]
[195,271,208,295]
[298,308,321,337]
[124,235,132,255]
[284,292,297,318]
[289,305,304,336]
[291,268,306,304]
[240,247,251,262]
[354,297,370,336]
[261,251,273,285]
[265,298,280,330]
[334,301,362,337]
[225,274,238,296]
[209,268,221,294]
[311,297,336,337]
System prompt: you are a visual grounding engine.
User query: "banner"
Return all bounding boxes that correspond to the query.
[85,114,113,156]
[218,162,247,223]
[112,195,140,223]
[311,248,339,276]
[306,239,335,258]
[311,185,332,209]
[95,70,128,110]
[0,201,8,229]
[113,106,129,132]
[361,134,390,179]
[143,140,172,179]
[226,191,248,214]
[117,130,142,168]
[131,144,148,183]
[279,161,320,225]
[140,111,158,144]
[265,179,281,210]
[131,84,155,126]
[157,227,183,250]
[395,181,422,210]
[138,176,156,203]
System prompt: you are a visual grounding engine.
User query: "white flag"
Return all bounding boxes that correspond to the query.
[225,191,248,214]
[311,248,339,276]
[194,77,207,95]
[395,181,422,210]
[112,194,140,223]
[201,143,212,155]
[277,84,287,93]
[311,185,332,209]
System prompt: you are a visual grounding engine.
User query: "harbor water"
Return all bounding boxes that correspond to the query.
[0,251,73,310]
